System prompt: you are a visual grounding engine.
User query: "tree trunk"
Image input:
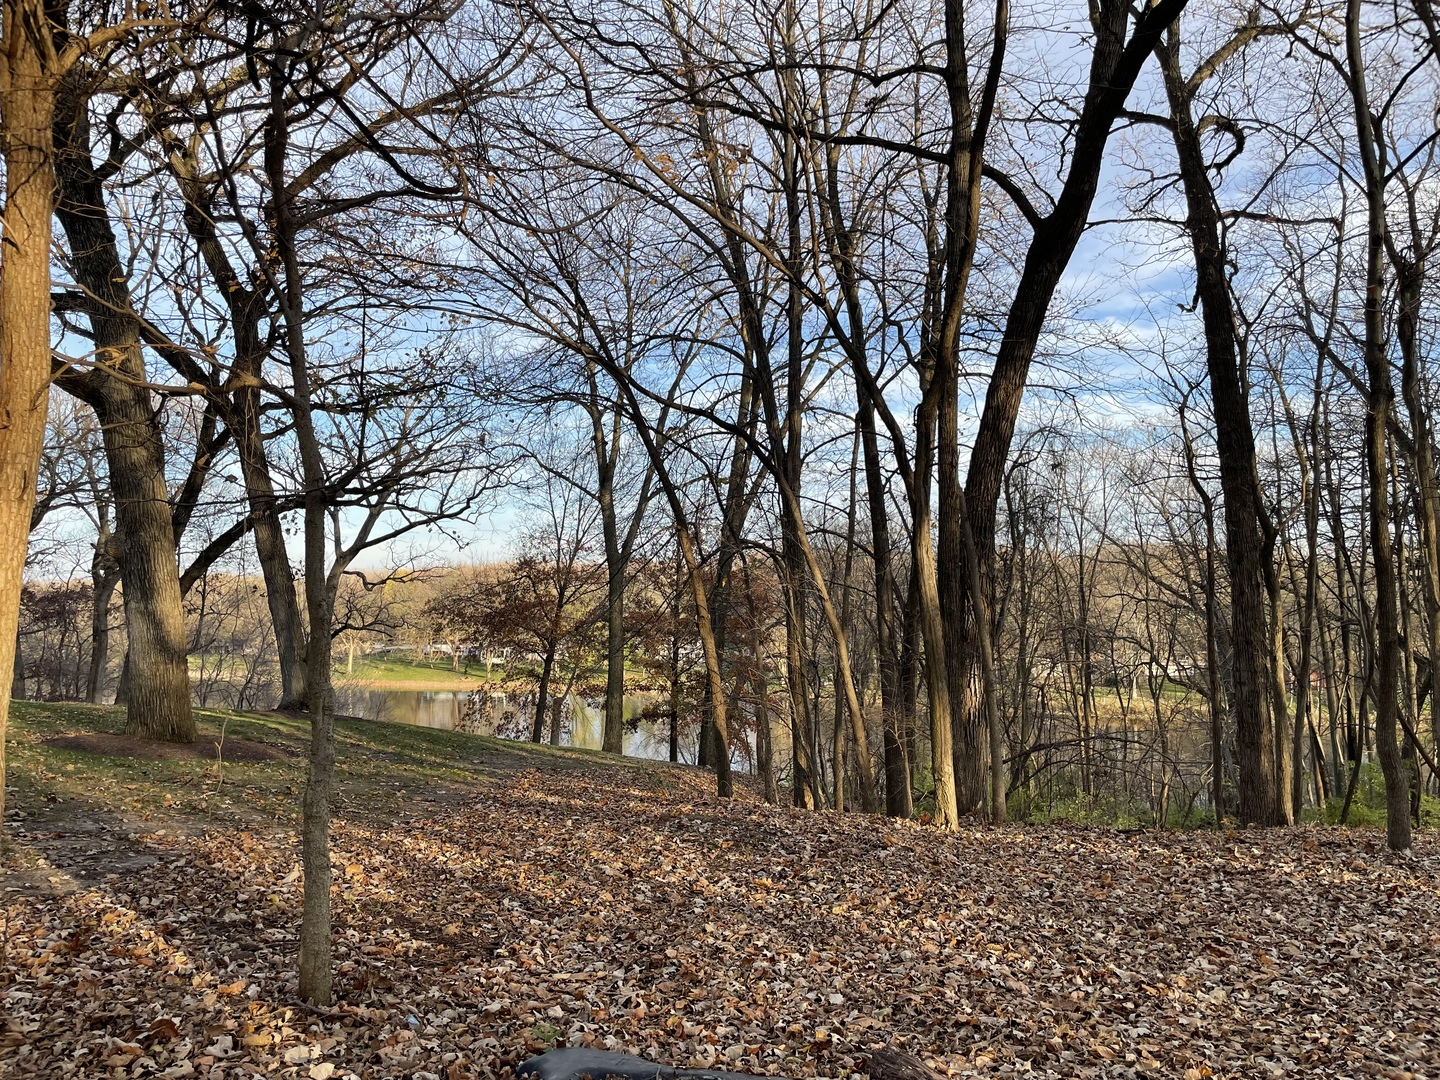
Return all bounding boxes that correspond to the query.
[601,536,626,754]
[53,73,195,743]
[955,0,1190,817]
[1265,564,1295,824]
[785,586,816,808]
[669,560,681,764]
[86,566,118,704]
[1394,215,1440,761]
[170,144,309,710]
[754,667,778,804]
[681,527,733,797]
[0,0,58,823]
[595,400,627,755]
[776,471,879,812]
[235,394,309,709]
[533,648,556,743]
[262,75,338,1006]
[958,487,1005,822]
[99,387,195,740]
[1158,29,1277,823]
[1346,0,1411,851]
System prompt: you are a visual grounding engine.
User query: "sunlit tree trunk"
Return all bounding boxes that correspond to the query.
[0,0,60,823]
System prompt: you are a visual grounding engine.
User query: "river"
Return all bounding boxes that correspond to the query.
[331,683,682,762]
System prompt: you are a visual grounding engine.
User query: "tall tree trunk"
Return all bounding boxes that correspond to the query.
[86,566,117,704]
[958,487,1005,821]
[669,552,681,764]
[955,0,1189,815]
[99,387,195,739]
[680,526,733,797]
[606,368,734,798]
[1345,0,1410,850]
[592,394,627,755]
[911,464,959,826]
[53,74,194,743]
[1264,560,1295,824]
[0,0,59,822]
[602,562,625,754]
[260,75,338,1006]
[858,385,911,817]
[785,579,816,807]
[1158,29,1277,823]
[236,405,309,709]
[750,641,778,804]
[1394,212,1440,758]
[170,158,308,710]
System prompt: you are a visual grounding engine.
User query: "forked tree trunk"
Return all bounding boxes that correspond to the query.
[171,157,309,710]
[54,76,193,743]
[953,0,1190,816]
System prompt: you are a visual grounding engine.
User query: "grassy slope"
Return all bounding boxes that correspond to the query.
[3,699,673,839]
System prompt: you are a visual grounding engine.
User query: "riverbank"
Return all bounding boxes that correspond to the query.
[339,654,501,691]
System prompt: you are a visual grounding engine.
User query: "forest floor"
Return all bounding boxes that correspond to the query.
[2,702,1437,1080]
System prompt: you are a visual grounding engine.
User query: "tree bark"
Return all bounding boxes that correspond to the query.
[0,0,60,824]
[53,72,194,743]
[167,155,310,710]
[532,647,556,743]
[1157,28,1277,823]
[858,385,911,817]
[955,0,1190,815]
[261,73,337,1005]
[86,565,117,704]
[1345,0,1411,850]
[591,391,627,755]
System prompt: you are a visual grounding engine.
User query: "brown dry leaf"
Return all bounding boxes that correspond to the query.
[2,765,1437,1079]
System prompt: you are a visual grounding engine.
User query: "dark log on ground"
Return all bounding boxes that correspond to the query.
[864,1047,947,1080]
[517,1044,943,1080]
[516,1049,770,1080]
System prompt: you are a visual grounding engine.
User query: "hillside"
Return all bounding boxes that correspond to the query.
[1,702,1436,1079]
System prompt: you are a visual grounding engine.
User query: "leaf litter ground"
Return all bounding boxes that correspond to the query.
[3,761,1438,1080]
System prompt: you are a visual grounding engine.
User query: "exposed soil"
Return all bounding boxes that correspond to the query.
[42,732,296,763]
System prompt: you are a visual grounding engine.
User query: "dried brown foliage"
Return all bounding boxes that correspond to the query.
[3,765,1436,1078]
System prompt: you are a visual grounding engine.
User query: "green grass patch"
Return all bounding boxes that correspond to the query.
[340,653,504,689]
[3,699,656,836]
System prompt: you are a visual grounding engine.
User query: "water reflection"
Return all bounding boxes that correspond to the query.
[331,683,680,762]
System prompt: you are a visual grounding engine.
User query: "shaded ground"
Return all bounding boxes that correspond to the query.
[43,732,296,763]
[2,701,1438,1079]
